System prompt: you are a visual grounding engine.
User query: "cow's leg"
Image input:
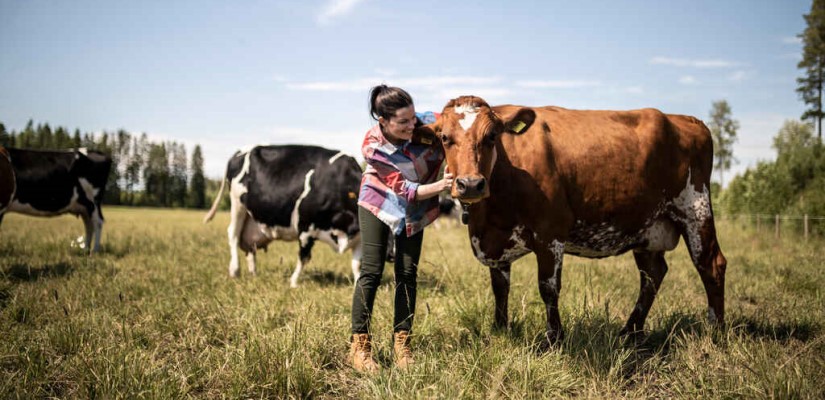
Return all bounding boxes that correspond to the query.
[621,251,668,336]
[227,201,248,277]
[290,237,315,288]
[682,217,727,326]
[535,240,565,347]
[489,262,511,329]
[350,242,362,285]
[80,212,94,255]
[245,251,257,275]
[91,206,104,253]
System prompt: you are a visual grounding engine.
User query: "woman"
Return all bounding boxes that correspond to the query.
[350,85,452,372]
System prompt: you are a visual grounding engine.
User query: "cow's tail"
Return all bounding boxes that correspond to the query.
[203,173,228,224]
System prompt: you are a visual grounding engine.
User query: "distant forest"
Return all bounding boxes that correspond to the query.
[0,120,227,210]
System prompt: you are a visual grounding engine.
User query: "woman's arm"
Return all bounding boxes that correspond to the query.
[415,172,453,200]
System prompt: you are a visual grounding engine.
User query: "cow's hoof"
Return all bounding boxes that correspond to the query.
[618,325,642,337]
[492,319,509,332]
[618,327,646,346]
[535,330,563,353]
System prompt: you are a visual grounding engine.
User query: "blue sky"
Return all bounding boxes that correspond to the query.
[0,0,811,183]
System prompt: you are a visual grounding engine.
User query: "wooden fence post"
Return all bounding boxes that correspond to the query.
[804,214,809,241]
[775,215,780,239]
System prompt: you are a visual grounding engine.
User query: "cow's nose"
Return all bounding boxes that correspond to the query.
[456,177,486,197]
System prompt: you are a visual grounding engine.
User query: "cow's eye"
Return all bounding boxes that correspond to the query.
[440,133,451,145]
[483,132,496,146]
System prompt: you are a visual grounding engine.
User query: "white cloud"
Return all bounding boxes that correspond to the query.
[782,36,802,45]
[679,75,698,85]
[398,76,502,88]
[317,0,365,25]
[624,86,644,94]
[727,70,753,82]
[286,78,379,91]
[286,75,502,92]
[650,56,741,68]
[374,68,396,77]
[515,80,601,89]
[429,87,514,103]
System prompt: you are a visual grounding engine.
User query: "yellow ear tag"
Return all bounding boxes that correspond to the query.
[511,120,527,133]
[421,137,432,145]
[348,192,357,199]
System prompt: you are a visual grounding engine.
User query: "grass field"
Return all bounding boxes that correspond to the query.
[1,206,823,399]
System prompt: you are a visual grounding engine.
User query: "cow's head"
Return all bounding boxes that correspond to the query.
[417,96,535,203]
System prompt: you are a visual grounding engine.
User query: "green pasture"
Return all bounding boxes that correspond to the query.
[1,207,823,398]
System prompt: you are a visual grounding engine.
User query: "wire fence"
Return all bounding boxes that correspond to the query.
[715,213,825,240]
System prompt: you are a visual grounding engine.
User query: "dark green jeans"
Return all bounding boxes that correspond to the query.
[351,206,423,334]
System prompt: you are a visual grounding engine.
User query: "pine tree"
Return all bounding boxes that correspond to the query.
[72,129,82,148]
[708,100,739,187]
[144,143,170,206]
[169,142,188,207]
[124,136,144,205]
[0,122,8,147]
[54,127,70,148]
[20,120,35,148]
[798,0,825,140]
[38,123,53,149]
[189,145,206,208]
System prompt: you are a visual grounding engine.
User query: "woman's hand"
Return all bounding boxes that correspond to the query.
[415,172,454,200]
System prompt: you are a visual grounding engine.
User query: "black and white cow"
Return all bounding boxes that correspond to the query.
[4,148,112,254]
[434,193,463,229]
[0,147,15,219]
[204,145,363,287]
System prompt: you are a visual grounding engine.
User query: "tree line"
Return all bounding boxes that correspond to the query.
[713,0,825,235]
[0,120,212,209]
[720,121,825,234]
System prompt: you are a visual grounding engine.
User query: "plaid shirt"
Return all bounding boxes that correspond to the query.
[358,112,444,236]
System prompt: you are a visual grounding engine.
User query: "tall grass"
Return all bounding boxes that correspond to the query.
[1,207,823,398]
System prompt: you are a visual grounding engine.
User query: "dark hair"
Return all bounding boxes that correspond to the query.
[369,84,413,121]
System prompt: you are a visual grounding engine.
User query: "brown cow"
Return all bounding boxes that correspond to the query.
[0,146,15,220]
[418,96,727,345]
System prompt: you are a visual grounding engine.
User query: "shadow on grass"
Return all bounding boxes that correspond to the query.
[305,270,355,287]
[729,315,820,343]
[2,262,74,283]
[301,268,448,290]
[0,262,75,311]
[93,243,128,259]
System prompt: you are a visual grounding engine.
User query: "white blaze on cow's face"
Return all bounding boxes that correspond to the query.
[454,104,479,131]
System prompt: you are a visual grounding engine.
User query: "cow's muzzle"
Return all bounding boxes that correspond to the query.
[455,176,486,201]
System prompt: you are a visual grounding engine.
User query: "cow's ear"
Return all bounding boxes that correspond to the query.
[412,118,441,145]
[500,108,535,135]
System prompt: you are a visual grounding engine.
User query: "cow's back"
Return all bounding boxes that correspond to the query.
[492,105,712,228]
[237,145,361,229]
[8,148,79,212]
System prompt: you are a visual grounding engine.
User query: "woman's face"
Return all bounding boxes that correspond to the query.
[380,105,416,144]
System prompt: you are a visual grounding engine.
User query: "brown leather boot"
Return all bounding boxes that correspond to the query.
[350,333,379,373]
[393,330,414,369]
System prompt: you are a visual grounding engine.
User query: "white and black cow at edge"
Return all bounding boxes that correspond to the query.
[204,145,363,287]
[3,148,112,254]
